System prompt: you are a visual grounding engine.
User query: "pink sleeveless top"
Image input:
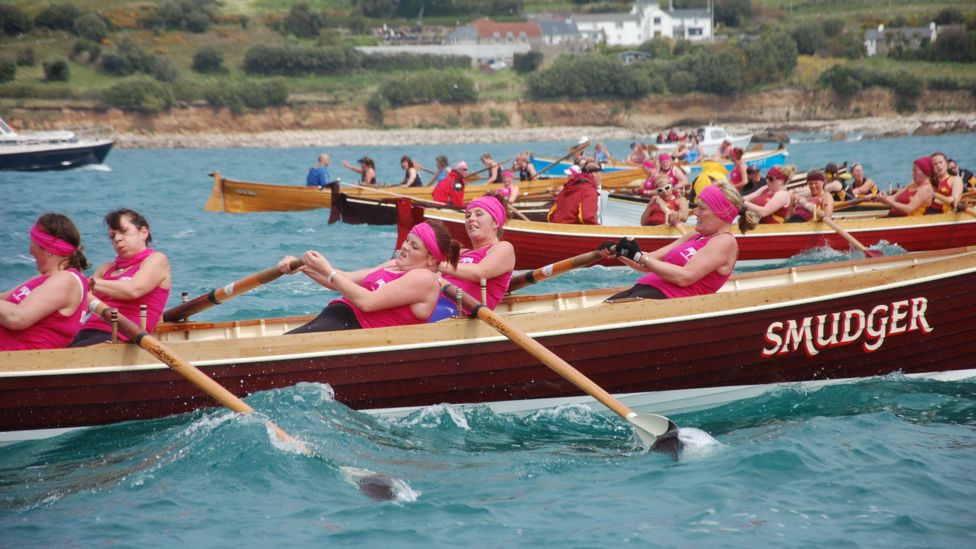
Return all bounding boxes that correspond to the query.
[0,269,88,350]
[82,249,170,340]
[497,186,513,199]
[636,233,734,298]
[730,164,743,187]
[338,268,431,329]
[442,245,513,309]
[666,166,681,187]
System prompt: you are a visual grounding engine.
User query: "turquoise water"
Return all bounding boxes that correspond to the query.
[1,134,976,547]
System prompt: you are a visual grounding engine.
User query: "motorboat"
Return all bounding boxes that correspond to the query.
[0,117,113,171]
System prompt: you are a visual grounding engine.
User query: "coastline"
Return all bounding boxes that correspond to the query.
[112,113,976,149]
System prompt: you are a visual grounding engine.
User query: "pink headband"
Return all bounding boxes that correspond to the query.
[698,185,738,224]
[501,170,514,179]
[409,223,445,262]
[466,196,507,227]
[659,153,671,163]
[767,166,786,182]
[30,224,76,256]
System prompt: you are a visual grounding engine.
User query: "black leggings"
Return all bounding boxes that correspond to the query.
[607,284,668,302]
[68,329,113,347]
[286,302,362,334]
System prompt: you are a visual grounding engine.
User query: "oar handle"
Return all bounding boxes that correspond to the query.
[441,282,633,419]
[163,259,303,322]
[935,192,976,218]
[90,299,299,445]
[507,250,605,292]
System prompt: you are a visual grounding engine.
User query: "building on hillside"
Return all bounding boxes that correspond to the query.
[444,18,543,45]
[863,23,934,57]
[572,13,644,47]
[618,50,652,65]
[532,1,712,47]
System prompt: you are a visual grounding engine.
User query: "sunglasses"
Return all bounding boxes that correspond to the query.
[656,185,672,193]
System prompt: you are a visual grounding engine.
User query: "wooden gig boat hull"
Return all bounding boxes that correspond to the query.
[2,249,976,443]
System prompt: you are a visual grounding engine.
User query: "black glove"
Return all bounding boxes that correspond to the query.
[597,240,617,253]
[616,237,641,261]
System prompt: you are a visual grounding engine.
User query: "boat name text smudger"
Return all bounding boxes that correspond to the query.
[762,297,933,357]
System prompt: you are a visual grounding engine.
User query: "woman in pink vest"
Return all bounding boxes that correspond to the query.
[597,182,759,301]
[433,194,516,320]
[279,221,461,332]
[70,209,172,346]
[0,213,90,350]
[743,165,794,224]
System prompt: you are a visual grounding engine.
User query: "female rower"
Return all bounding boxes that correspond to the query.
[635,159,660,197]
[496,170,520,205]
[434,194,516,318]
[658,153,689,192]
[513,153,537,181]
[0,213,90,350]
[789,170,834,222]
[929,152,963,213]
[727,148,747,192]
[743,165,794,224]
[70,209,172,347]
[279,221,461,333]
[598,181,759,301]
[640,174,689,227]
[342,156,377,186]
[876,156,936,217]
[481,153,502,184]
[399,156,422,187]
[427,155,450,186]
[849,163,879,197]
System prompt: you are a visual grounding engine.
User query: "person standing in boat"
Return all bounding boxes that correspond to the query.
[278,222,461,333]
[640,174,689,227]
[342,156,377,186]
[548,161,601,225]
[432,194,516,320]
[876,156,936,217]
[0,213,90,350]
[929,152,964,213]
[69,209,172,347]
[399,156,422,188]
[849,163,879,197]
[432,160,469,207]
[743,165,794,224]
[789,170,834,223]
[598,182,759,301]
[480,153,502,184]
[306,153,333,187]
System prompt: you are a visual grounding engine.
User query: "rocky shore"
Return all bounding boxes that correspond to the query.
[112,113,976,149]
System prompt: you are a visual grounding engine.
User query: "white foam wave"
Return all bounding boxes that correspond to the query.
[677,427,723,460]
[80,163,112,172]
[397,403,471,430]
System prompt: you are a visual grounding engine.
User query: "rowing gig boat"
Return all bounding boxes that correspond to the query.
[3,248,975,443]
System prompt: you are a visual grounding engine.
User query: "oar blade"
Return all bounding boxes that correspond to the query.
[865,249,884,258]
[625,412,673,445]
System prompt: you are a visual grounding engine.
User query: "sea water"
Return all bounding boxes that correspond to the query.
[1,134,975,547]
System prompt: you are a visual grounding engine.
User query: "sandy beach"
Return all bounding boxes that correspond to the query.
[112,113,976,149]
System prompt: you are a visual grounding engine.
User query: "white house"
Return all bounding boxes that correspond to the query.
[564,1,713,46]
[863,22,941,57]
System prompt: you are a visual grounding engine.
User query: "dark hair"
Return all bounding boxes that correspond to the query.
[359,156,375,169]
[426,220,461,269]
[400,155,414,168]
[436,155,449,169]
[105,208,152,245]
[37,212,90,271]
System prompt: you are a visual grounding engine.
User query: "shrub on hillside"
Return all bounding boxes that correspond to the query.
[0,82,74,99]
[0,4,32,36]
[934,7,965,26]
[527,55,654,99]
[192,45,224,73]
[16,47,35,66]
[377,69,475,106]
[0,57,15,83]
[513,51,543,74]
[100,39,176,81]
[71,39,103,64]
[744,30,797,85]
[242,44,363,75]
[930,28,976,62]
[687,50,743,95]
[714,0,751,28]
[361,52,468,71]
[102,77,173,112]
[43,57,70,82]
[204,79,289,114]
[637,37,673,58]
[821,18,845,38]
[819,64,862,98]
[33,3,80,32]
[74,13,110,42]
[667,71,695,94]
[142,0,216,33]
[283,3,324,38]
[791,21,825,55]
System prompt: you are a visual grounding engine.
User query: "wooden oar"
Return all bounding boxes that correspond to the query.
[441,282,675,447]
[935,192,976,218]
[508,250,605,292]
[163,259,303,322]
[465,157,512,182]
[536,140,591,178]
[340,181,449,207]
[822,217,882,258]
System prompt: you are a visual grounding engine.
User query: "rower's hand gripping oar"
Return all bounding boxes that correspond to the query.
[163,259,304,322]
[441,282,676,447]
[935,192,976,218]
[821,217,882,258]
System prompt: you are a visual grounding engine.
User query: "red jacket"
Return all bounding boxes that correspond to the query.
[548,173,599,225]
[432,170,466,207]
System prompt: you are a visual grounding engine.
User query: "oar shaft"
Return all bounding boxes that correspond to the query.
[507,250,604,292]
[935,192,976,218]
[163,260,302,322]
[537,141,590,177]
[823,218,869,253]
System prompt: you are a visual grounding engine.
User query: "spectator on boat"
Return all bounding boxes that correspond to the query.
[481,153,502,184]
[306,153,333,187]
[658,153,689,192]
[929,152,964,213]
[548,161,602,225]
[433,195,516,319]
[743,165,765,193]
[788,170,834,223]
[849,163,879,197]
[598,182,759,301]
[674,142,690,162]
[513,153,537,181]
[728,148,748,192]
[342,156,377,186]
[594,143,613,164]
[278,221,461,333]
[626,143,650,166]
[744,165,794,224]
[948,158,976,192]
[399,156,422,188]
[823,162,852,201]
[636,159,660,197]
[427,155,450,186]
[640,174,689,227]
[70,209,172,347]
[496,170,520,205]
[876,156,936,217]
[432,161,469,207]
[685,135,703,164]
[0,213,90,350]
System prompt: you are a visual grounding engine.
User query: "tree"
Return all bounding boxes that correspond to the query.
[43,56,70,82]
[283,3,324,39]
[930,28,975,62]
[791,21,826,55]
[714,0,751,28]
[33,3,81,32]
[513,50,542,74]
[0,4,32,36]
[74,13,109,42]
[192,45,224,73]
[934,7,965,26]
[0,57,15,83]
[745,31,797,85]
